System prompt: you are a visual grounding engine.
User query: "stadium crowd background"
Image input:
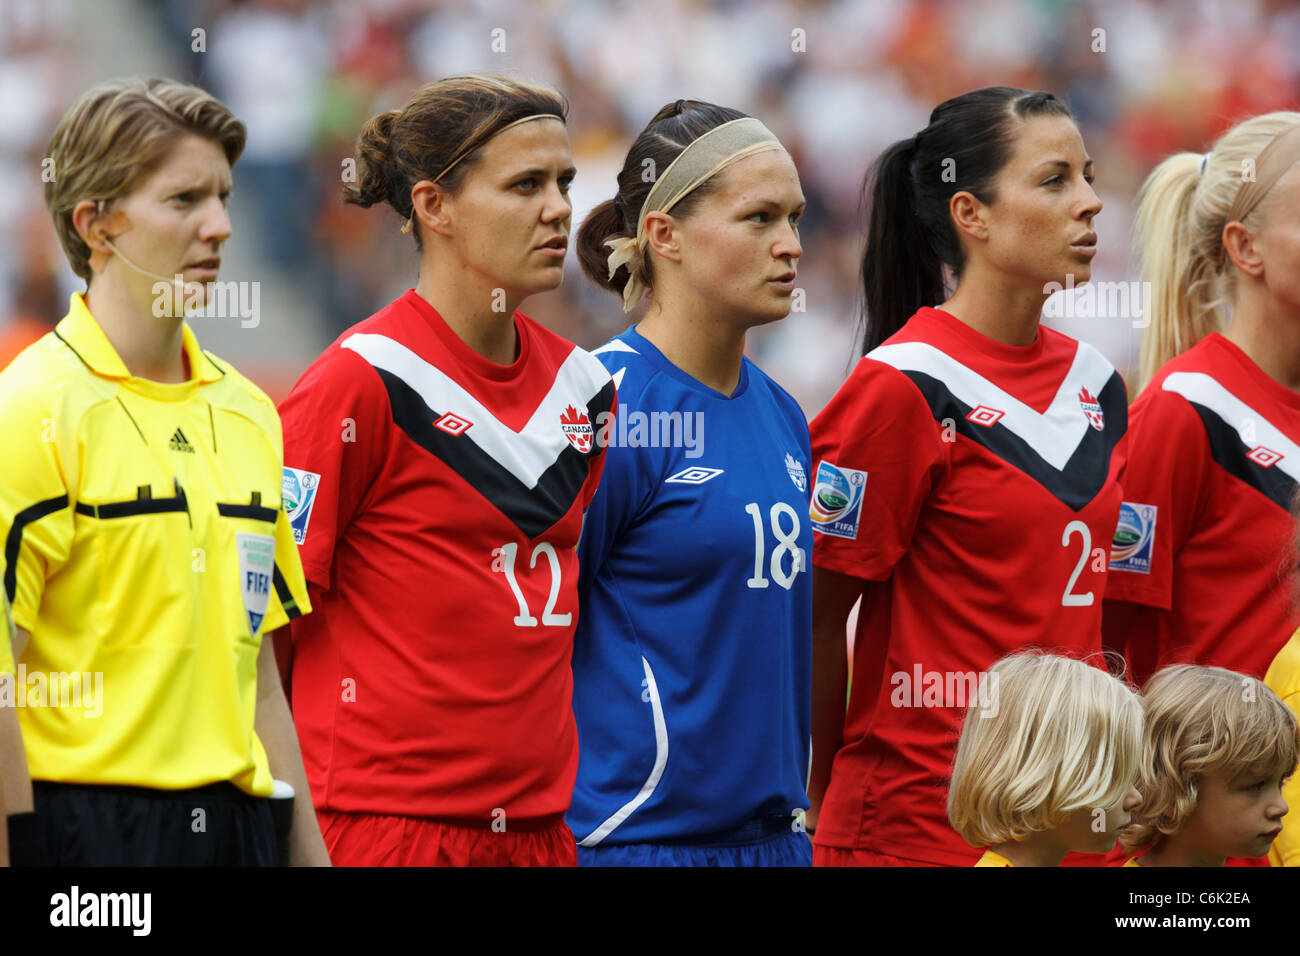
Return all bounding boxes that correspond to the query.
[3,0,1300,413]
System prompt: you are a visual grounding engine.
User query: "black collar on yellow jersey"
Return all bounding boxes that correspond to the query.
[52,292,224,385]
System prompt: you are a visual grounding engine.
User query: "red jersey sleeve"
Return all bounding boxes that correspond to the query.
[277,346,389,591]
[1104,388,1211,610]
[809,358,948,581]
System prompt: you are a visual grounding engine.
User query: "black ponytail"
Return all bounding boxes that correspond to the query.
[859,138,945,355]
[857,87,1073,355]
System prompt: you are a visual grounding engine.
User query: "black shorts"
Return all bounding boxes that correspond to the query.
[10,780,277,866]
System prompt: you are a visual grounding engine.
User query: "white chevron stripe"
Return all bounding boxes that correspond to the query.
[593,338,639,357]
[868,340,1117,471]
[342,333,612,489]
[1162,372,1300,482]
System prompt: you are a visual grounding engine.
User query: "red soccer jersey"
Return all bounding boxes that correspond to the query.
[1106,333,1300,682]
[278,290,614,823]
[810,307,1127,866]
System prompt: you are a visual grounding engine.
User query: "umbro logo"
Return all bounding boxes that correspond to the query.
[1247,445,1283,469]
[966,405,1005,428]
[433,412,473,437]
[665,467,723,485]
[169,428,195,453]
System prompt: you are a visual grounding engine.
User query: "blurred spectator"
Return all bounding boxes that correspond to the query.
[5,0,1300,412]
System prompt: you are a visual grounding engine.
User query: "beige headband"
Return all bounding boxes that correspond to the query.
[1218,122,1300,257]
[402,112,560,234]
[605,117,786,312]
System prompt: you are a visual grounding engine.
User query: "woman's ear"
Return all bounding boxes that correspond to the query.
[410,180,454,239]
[73,201,133,274]
[72,199,103,248]
[949,190,989,244]
[643,211,682,264]
[1222,221,1264,278]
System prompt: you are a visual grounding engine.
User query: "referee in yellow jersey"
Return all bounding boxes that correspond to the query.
[0,77,328,866]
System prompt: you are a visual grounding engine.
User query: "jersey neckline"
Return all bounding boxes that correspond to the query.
[1203,332,1300,414]
[622,325,751,401]
[401,289,532,384]
[916,306,1048,364]
[56,292,220,402]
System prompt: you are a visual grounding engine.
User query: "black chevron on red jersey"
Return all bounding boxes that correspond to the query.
[342,331,614,539]
[1162,371,1300,512]
[378,368,614,537]
[869,339,1126,510]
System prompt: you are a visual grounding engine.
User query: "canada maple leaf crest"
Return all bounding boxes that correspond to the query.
[560,404,593,453]
[1078,386,1104,431]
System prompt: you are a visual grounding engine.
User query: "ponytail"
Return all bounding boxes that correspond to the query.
[1133,153,1218,392]
[859,138,945,355]
[345,109,403,212]
[576,198,631,296]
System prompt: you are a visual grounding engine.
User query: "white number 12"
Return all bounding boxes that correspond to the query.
[495,541,571,627]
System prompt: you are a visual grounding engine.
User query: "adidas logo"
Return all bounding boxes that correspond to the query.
[169,428,195,453]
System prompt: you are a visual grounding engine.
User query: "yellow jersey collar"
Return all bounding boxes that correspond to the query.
[55,292,223,385]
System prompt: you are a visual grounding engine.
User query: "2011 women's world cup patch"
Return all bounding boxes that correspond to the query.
[809,460,867,539]
[1109,501,1157,573]
[282,467,321,544]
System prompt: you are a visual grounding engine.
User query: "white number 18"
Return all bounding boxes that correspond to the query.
[746,501,804,591]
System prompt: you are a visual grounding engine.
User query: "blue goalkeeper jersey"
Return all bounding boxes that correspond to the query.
[568,326,812,846]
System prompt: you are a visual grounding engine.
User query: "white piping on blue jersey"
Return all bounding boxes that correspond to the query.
[1162,372,1300,483]
[340,333,611,488]
[868,340,1116,471]
[577,656,669,847]
[592,339,639,357]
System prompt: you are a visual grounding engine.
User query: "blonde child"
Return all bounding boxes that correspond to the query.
[949,652,1144,867]
[1121,664,1298,867]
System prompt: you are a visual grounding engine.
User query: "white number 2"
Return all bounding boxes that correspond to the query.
[746,501,804,591]
[1060,520,1095,607]
[494,541,571,627]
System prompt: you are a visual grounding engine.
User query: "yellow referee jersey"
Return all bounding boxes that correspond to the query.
[0,293,311,795]
[1,586,13,675]
[1266,629,1300,867]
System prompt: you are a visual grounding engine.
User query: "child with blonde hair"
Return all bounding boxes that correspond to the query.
[948,652,1144,867]
[1121,664,1298,867]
